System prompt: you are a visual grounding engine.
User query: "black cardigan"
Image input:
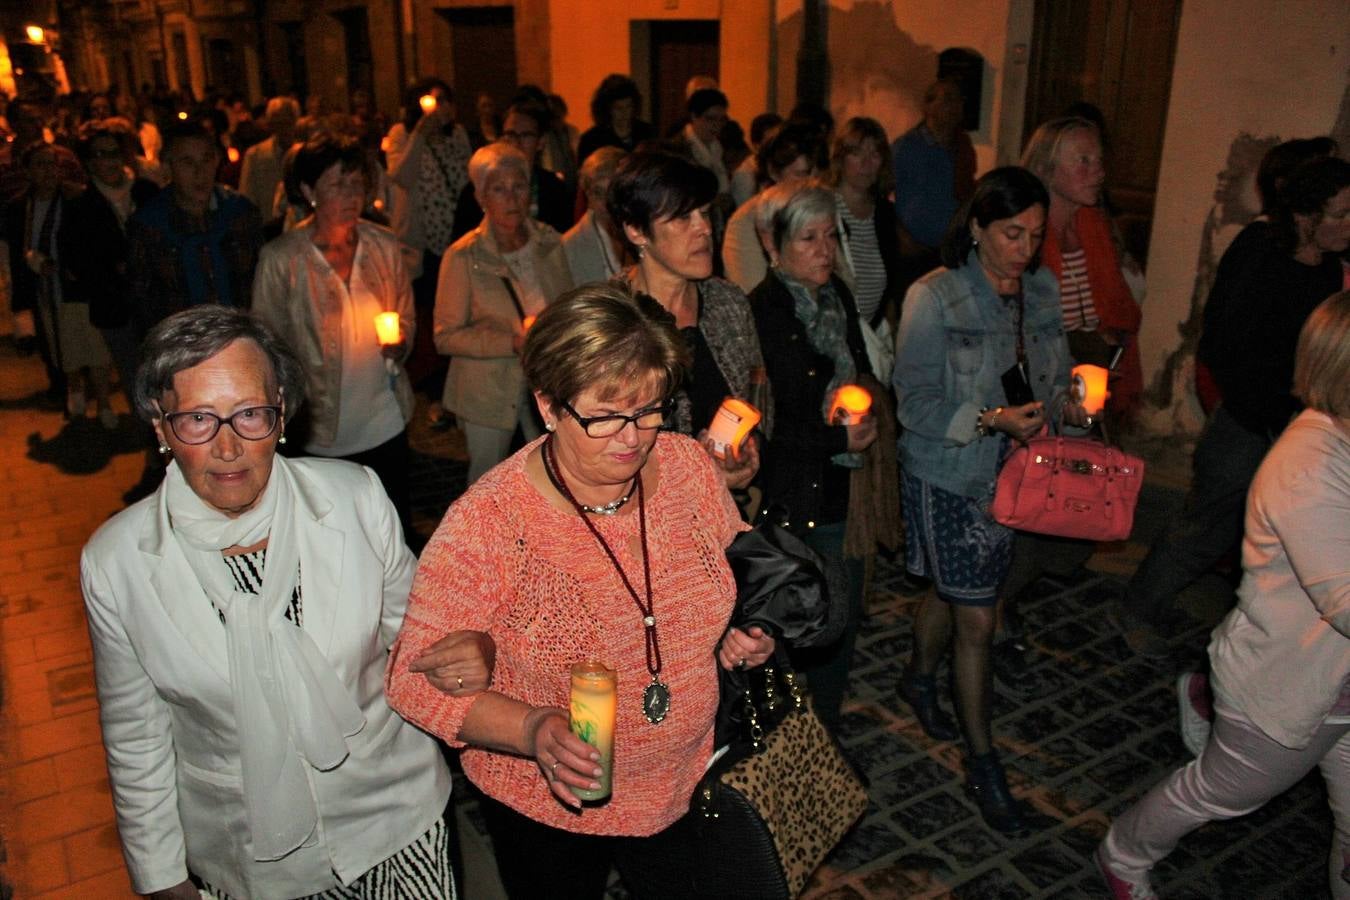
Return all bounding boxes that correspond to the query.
[748,272,872,531]
[58,178,161,329]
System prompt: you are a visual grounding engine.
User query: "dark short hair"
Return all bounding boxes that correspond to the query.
[161,120,218,159]
[749,113,783,147]
[76,117,139,163]
[941,166,1050,269]
[688,88,729,117]
[787,102,834,138]
[402,77,452,130]
[134,306,306,423]
[606,150,718,253]
[503,100,548,135]
[1271,156,1350,254]
[1257,137,1339,215]
[292,132,370,191]
[522,283,690,408]
[590,74,642,128]
[756,120,828,185]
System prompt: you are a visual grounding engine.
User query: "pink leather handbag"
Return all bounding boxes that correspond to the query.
[991,434,1145,541]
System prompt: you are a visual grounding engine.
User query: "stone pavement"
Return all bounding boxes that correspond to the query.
[0,340,1333,899]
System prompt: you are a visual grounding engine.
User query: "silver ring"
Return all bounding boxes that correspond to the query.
[455,675,464,689]
[735,658,747,671]
[550,761,560,778]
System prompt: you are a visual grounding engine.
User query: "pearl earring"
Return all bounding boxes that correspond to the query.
[158,444,170,454]
[278,432,287,445]
[545,421,556,432]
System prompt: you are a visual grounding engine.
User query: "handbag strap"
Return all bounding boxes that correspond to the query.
[499,276,527,320]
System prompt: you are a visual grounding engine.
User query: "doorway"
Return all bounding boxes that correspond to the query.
[332,7,375,103]
[437,6,517,132]
[1023,0,1182,263]
[646,20,719,138]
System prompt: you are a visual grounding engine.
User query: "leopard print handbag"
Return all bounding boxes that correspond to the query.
[679,661,868,898]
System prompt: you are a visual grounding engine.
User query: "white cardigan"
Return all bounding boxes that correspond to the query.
[81,457,450,898]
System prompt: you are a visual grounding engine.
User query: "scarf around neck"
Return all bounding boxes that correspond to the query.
[164,456,365,860]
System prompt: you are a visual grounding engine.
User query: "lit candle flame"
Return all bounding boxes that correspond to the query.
[419,95,437,114]
[830,384,872,425]
[373,312,402,346]
[1072,364,1110,415]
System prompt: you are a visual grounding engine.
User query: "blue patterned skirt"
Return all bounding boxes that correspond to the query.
[901,469,1012,606]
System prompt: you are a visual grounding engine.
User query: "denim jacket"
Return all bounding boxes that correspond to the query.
[892,254,1070,499]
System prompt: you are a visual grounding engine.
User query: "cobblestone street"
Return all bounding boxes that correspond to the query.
[0,342,1333,899]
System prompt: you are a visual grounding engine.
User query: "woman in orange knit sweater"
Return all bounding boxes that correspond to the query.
[386,283,774,899]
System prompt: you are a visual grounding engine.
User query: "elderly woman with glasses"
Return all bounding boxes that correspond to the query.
[80,306,486,900]
[434,141,574,484]
[388,284,774,899]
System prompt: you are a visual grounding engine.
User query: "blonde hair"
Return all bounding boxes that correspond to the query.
[1020,116,1100,184]
[578,146,626,198]
[1293,291,1350,418]
[521,283,690,407]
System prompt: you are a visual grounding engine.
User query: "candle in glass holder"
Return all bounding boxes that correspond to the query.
[521,314,537,331]
[830,384,872,425]
[1071,364,1110,415]
[569,660,616,802]
[706,397,761,460]
[374,312,402,346]
[419,94,437,114]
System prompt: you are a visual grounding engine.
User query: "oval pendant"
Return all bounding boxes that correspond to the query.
[642,679,671,724]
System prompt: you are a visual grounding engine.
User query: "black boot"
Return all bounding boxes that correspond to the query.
[965,752,1028,834]
[897,671,959,741]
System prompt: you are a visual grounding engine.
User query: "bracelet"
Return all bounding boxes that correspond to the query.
[986,406,1003,437]
[976,406,990,437]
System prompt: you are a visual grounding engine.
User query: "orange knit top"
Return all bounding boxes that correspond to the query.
[385,432,745,835]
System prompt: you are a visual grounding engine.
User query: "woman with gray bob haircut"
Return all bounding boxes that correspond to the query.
[86,305,483,899]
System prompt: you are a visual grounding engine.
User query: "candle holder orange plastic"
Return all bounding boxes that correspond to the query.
[830,384,872,425]
[707,397,761,460]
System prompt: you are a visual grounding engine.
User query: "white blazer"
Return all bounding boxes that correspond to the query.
[80,457,450,899]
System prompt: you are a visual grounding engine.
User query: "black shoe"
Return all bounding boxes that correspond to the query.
[965,752,1029,835]
[897,672,959,741]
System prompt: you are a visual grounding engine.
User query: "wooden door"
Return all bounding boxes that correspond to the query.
[1024,0,1182,263]
[649,20,719,138]
[439,6,517,128]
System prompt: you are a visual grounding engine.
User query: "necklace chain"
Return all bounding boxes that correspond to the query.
[543,438,662,680]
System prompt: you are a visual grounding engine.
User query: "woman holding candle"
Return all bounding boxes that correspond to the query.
[746,181,886,730]
[253,133,416,534]
[892,167,1089,834]
[1021,116,1142,413]
[606,149,770,489]
[433,142,573,485]
[387,284,776,899]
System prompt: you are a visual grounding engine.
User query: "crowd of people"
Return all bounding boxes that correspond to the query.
[2,69,1347,900]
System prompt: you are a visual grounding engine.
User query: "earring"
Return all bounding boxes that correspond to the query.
[278,432,287,445]
[545,421,556,432]
[971,236,980,248]
[157,443,170,454]
[636,243,647,259]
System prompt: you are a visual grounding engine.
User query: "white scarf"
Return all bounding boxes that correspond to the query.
[164,457,366,861]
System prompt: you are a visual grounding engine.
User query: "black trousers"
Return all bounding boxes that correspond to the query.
[339,429,412,541]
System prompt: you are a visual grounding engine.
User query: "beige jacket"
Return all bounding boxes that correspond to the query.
[253,220,415,448]
[434,219,573,430]
[1211,411,1350,748]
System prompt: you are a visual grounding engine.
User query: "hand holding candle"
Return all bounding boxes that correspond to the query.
[706,397,762,460]
[419,94,438,115]
[374,312,402,346]
[1071,364,1110,415]
[569,661,616,802]
[830,384,872,425]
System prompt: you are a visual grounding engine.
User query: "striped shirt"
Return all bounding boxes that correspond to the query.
[217,549,302,627]
[1058,247,1099,332]
[836,194,887,323]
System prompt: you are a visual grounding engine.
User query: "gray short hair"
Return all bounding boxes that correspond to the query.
[468,142,531,196]
[755,181,837,253]
[578,146,626,198]
[133,306,306,423]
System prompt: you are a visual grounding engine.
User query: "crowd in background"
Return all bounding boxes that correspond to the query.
[2,67,1348,900]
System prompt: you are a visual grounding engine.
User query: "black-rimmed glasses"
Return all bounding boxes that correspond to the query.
[560,400,672,438]
[163,406,282,445]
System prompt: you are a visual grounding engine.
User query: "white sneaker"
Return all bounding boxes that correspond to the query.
[1096,846,1159,900]
[1178,671,1214,757]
